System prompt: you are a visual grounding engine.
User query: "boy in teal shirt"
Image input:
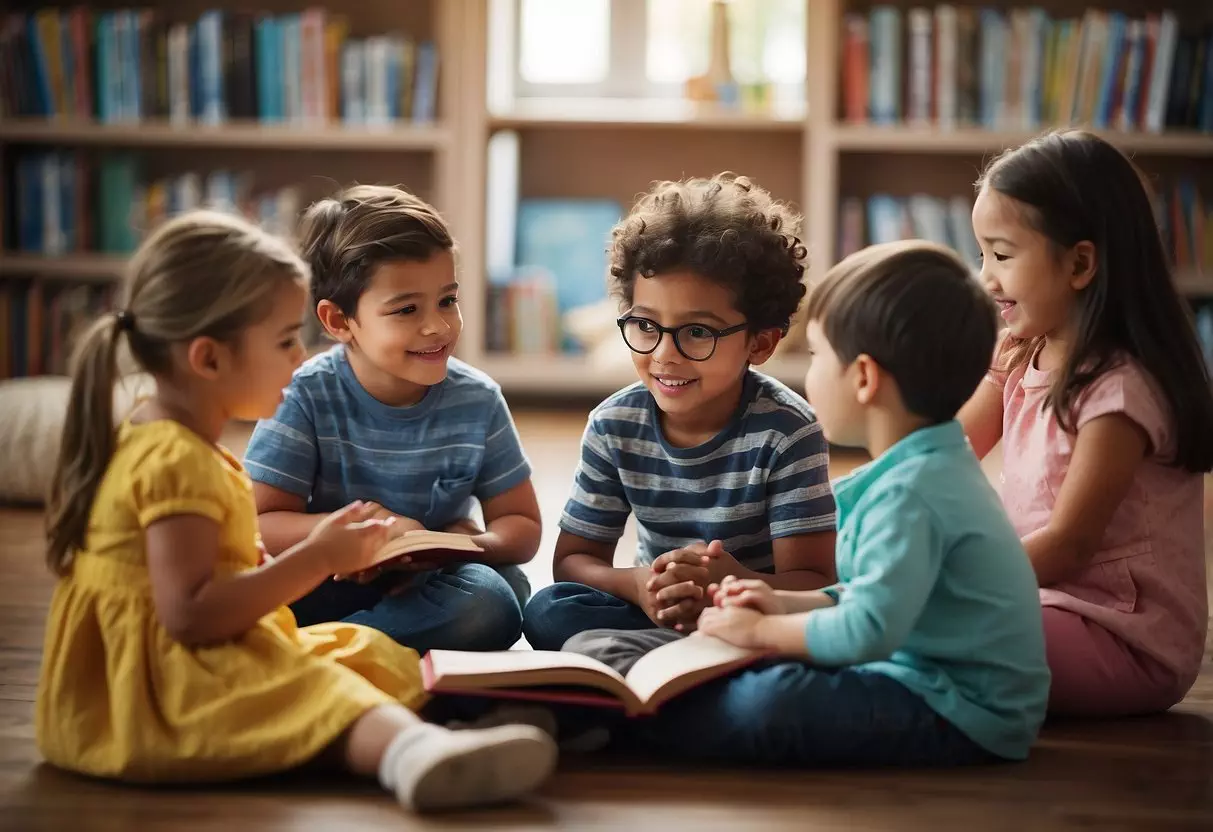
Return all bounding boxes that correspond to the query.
[567,240,1050,765]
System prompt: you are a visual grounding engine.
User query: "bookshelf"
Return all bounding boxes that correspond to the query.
[827,124,1213,155]
[0,0,465,380]
[0,118,453,151]
[3,0,1212,392]
[0,253,127,283]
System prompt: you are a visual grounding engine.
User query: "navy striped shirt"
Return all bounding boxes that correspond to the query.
[560,370,836,571]
[243,345,531,529]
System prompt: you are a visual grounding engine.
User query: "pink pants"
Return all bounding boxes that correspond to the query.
[1042,607,1184,716]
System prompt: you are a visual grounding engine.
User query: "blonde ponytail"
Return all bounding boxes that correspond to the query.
[45,314,125,574]
[43,210,309,575]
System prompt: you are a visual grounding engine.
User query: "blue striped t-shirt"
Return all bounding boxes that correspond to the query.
[243,345,531,528]
[560,370,836,571]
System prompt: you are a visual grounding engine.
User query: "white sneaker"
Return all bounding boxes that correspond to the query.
[392,724,557,812]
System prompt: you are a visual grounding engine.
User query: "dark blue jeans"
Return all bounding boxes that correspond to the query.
[522,582,653,651]
[552,628,998,767]
[291,563,529,654]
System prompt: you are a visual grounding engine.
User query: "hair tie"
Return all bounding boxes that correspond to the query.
[115,310,136,332]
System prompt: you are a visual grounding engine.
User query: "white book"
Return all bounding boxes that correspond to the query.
[907,8,933,125]
[1144,12,1178,134]
[934,5,958,130]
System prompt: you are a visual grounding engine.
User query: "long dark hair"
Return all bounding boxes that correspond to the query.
[979,129,1213,473]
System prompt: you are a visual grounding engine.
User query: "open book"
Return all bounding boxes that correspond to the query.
[366,529,484,569]
[422,634,767,716]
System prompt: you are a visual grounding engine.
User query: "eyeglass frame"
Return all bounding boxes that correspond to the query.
[615,314,750,362]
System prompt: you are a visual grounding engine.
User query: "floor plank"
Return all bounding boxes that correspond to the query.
[1,408,1211,830]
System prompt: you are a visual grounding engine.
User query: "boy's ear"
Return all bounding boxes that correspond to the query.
[1068,241,1098,291]
[317,299,355,343]
[852,353,881,405]
[746,328,783,365]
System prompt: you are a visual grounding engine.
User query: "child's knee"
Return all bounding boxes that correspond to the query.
[520,584,575,649]
[443,566,523,650]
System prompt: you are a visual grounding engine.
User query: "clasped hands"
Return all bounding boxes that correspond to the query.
[635,539,748,632]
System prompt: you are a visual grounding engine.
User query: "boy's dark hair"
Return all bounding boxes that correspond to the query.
[979,128,1213,473]
[608,172,807,334]
[298,184,454,316]
[806,240,997,424]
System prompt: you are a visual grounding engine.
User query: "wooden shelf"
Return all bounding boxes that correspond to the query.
[829,124,1213,156]
[0,254,126,283]
[0,118,451,151]
[489,98,805,131]
[479,353,810,396]
[1177,271,1213,298]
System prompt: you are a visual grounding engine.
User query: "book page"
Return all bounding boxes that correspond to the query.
[624,634,763,709]
[425,648,638,709]
[424,650,640,708]
[368,530,484,568]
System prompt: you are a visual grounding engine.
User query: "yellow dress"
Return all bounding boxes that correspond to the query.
[35,420,428,783]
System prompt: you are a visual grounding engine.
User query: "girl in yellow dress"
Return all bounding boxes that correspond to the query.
[35,210,557,812]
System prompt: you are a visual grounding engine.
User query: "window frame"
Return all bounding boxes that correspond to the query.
[512,0,685,100]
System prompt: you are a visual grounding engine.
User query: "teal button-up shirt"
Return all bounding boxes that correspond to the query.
[805,421,1050,760]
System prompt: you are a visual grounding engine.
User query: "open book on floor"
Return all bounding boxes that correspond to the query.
[422,634,768,717]
[366,530,484,569]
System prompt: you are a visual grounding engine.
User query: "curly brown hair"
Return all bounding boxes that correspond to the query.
[608,173,807,334]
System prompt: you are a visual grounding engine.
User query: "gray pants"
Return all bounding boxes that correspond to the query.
[562,627,685,675]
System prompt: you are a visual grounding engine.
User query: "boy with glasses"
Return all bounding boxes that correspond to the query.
[522,173,838,651]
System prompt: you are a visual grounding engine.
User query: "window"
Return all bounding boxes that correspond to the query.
[519,0,610,84]
[645,0,805,87]
[510,0,805,100]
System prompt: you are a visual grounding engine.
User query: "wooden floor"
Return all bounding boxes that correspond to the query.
[3,409,1213,831]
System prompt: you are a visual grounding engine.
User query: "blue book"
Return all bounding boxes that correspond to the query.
[412,41,438,122]
[1093,12,1126,129]
[60,153,76,253]
[25,14,52,117]
[17,154,43,253]
[255,16,276,122]
[199,10,225,124]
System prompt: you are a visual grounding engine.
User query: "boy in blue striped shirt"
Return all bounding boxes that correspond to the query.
[522,174,837,651]
[244,185,540,654]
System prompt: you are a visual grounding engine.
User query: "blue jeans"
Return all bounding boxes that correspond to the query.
[558,628,998,767]
[522,582,653,651]
[291,563,529,654]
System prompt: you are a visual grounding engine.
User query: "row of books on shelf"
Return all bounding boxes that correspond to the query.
[842,7,1211,133]
[0,279,113,378]
[0,8,438,126]
[484,270,563,356]
[838,181,1213,275]
[7,150,301,255]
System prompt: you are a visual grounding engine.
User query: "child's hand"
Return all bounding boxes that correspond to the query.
[700,539,747,585]
[648,545,714,630]
[709,576,783,615]
[370,506,425,536]
[341,507,426,583]
[632,566,671,627]
[307,501,398,578]
[696,605,767,649]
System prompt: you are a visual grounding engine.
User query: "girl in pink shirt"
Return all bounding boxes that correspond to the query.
[959,129,1213,717]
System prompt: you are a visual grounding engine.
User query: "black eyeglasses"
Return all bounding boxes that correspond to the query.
[616,315,748,362]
